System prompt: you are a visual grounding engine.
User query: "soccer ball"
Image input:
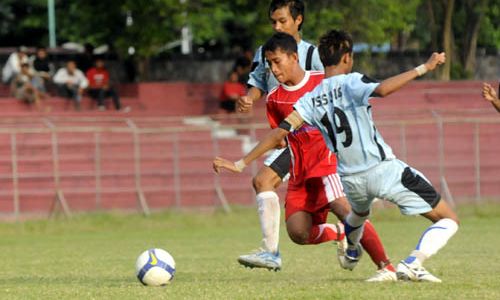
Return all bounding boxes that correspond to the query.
[135,248,176,286]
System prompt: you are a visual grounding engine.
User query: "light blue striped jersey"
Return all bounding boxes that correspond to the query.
[248,39,323,93]
[294,72,395,175]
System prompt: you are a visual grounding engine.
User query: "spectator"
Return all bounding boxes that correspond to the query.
[86,58,125,111]
[219,70,246,113]
[30,47,54,93]
[2,46,29,84]
[482,82,500,113]
[10,63,43,109]
[233,50,253,84]
[53,60,88,110]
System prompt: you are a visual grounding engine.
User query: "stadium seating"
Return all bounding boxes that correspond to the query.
[0,80,497,216]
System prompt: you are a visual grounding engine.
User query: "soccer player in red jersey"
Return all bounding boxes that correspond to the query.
[214,33,397,281]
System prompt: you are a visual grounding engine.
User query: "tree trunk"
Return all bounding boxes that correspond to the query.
[462,0,488,77]
[439,0,455,81]
[426,0,438,51]
[137,57,150,81]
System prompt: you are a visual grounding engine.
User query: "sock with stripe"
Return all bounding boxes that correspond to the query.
[307,223,345,244]
[404,218,458,265]
[344,212,368,250]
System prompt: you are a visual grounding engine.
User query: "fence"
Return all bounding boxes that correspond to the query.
[0,112,498,220]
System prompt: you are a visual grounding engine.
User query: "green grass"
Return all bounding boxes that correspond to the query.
[1,204,500,299]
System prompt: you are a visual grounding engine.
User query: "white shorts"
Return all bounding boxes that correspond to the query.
[340,159,441,215]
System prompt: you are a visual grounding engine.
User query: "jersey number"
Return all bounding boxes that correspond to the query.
[320,108,353,152]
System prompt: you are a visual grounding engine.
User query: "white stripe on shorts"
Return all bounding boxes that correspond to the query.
[322,174,345,202]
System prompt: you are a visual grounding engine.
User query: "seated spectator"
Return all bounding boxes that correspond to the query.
[2,46,29,84]
[30,47,54,93]
[86,58,126,111]
[53,60,88,110]
[219,70,246,113]
[10,63,43,109]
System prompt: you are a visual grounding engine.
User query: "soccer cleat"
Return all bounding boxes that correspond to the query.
[337,239,362,271]
[396,261,442,283]
[237,249,282,271]
[365,266,398,282]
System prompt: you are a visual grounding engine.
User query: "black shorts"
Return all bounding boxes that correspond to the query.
[220,100,236,113]
[265,147,291,180]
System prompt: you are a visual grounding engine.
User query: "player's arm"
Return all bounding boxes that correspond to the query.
[482,83,500,113]
[213,111,304,174]
[374,52,446,97]
[237,86,264,113]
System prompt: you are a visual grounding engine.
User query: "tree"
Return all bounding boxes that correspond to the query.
[459,0,489,76]
[415,0,497,79]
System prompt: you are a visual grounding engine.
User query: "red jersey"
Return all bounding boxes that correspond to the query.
[86,67,109,89]
[219,81,246,101]
[266,71,337,181]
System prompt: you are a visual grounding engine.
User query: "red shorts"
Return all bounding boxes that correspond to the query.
[285,173,345,225]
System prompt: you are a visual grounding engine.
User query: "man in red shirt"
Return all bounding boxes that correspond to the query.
[214,33,396,281]
[219,71,246,113]
[86,58,124,111]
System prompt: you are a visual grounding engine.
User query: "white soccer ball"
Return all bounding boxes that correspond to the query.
[135,248,176,286]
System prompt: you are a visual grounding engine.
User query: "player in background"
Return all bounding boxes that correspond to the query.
[236,0,324,270]
[215,29,459,283]
[215,33,397,281]
[482,82,500,112]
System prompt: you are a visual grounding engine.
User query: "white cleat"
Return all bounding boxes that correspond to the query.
[337,240,362,271]
[237,249,282,271]
[396,261,442,283]
[366,266,398,282]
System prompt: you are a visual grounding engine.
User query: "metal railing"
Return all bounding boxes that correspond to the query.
[0,112,499,220]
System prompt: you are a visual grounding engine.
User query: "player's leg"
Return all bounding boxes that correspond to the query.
[381,161,459,282]
[285,177,344,245]
[338,173,371,266]
[237,148,288,270]
[398,198,459,283]
[285,210,343,245]
[324,174,395,280]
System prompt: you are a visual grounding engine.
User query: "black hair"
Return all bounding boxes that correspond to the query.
[318,30,353,67]
[262,32,298,56]
[269,0,305,31]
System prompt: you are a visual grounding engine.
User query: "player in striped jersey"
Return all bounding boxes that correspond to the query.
[235,0,324,271]
[215,33,397,282]
[216,29,459,283]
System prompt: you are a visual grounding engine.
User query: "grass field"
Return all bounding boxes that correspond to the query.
[1,204,499,299]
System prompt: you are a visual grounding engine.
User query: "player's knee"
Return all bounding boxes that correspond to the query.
[252,174,275,192]
[287,228,309,245]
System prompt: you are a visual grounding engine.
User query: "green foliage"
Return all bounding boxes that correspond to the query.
[0,0,497,66]
[478,2,500,49]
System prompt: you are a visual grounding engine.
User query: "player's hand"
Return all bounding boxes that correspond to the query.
[276,138,287,149]
[424,52,446,71]
[482,83,498,103]
[213,157,242,174]
[237,95,253,113]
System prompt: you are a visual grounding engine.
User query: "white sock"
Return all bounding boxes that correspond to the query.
[256,191,280,254]
[404,218,458,265]
[345,212,368,249]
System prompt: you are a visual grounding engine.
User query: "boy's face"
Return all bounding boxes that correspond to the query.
[270,6,302,37]
[37,49,47,59]
[21,65,30,74]
[265,48,298,84]
[67,61,76,73]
